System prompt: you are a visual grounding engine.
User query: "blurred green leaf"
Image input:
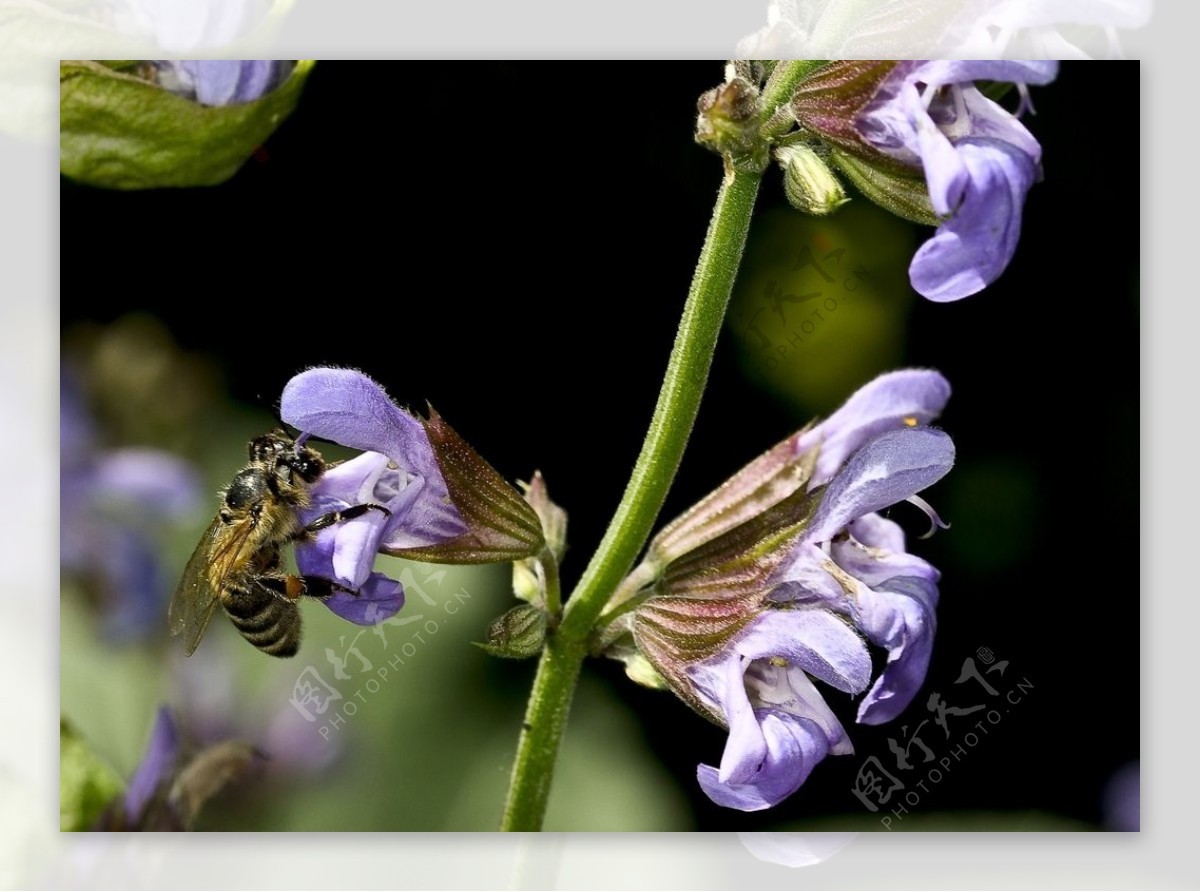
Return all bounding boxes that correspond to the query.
[60,719,123,831]
[728,203,917,415]
[60,59,314,189]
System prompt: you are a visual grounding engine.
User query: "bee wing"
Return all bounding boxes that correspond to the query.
[169,514,257,657]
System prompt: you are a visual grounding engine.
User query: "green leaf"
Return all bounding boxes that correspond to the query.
[60,718,123,832]
[60,59,315,189]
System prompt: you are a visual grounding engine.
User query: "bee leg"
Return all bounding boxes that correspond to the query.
[298,575,361,600]
[302,502,391,534]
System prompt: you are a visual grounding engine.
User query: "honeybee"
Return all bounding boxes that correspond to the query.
[169,430,388,658]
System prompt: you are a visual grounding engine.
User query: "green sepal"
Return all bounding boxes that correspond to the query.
[60,59,314,189]
[476,604,548,660]
[633,591,761,726]
[632,480,825,726]
[830,147,941,227]
[647,425,818,567]
[789,61,898,157]
[384,409,545,564]
[60,718,123,832]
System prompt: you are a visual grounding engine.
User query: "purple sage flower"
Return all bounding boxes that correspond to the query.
[153,60,293,106]
[856,61,1059,301]
[61,373,202,641]
[629,370,954,810]
[279,368,468,624]
[121,706,182,827]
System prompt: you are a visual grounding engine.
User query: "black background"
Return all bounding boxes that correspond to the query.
[62,62,1139,829]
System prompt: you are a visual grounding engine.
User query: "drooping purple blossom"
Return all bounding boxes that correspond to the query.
[122,706,181,825]
[153,60,293,106]
[632,370,954,810]
[279,368,467,624]
[93,706,260,830]
[856,61,1058,301]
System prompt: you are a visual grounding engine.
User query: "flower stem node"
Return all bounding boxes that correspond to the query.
[477,604,549,660]
[775,144,849,216]
[696,77,770,173]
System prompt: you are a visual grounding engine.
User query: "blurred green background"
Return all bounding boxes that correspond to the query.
[60,62,1139,831]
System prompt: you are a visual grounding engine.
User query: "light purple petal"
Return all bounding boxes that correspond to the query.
[805,427,956,544]
[282,369,434,476]
[910,60,1059,88]
[909,138,1038,302]
[91,449,202,518]
[854,577,939,725]
[734,608,872,694]
[794,369,951,486]
[959,85,1043,163]
[124,707,179,821]
[717,655,767,784]
[909,86,969,216]
[299,452,429,590]
[769,541,858,605]
[845,512,905,553]
[698,712,832,811]
[832,515,940,588]
[177,60,282,106]
[747,661,854,757]
[320,572,404,625]
[1103,761,1140,832]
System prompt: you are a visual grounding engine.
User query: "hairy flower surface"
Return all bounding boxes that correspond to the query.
[280,368,468,624]
[629,370,954,810]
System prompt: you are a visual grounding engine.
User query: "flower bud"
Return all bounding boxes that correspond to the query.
[512,472,566,608]
[476,604,548,660]
[776,144,848,216]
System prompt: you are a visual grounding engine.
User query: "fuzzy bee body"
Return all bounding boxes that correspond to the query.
[170,430,387,658]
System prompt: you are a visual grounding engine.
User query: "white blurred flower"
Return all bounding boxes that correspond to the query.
[736,0,1151,60]
[0,0,294,141]
[101,0,280,51]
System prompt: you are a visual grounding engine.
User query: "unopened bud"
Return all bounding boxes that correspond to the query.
[776,144,848,216]
[476,604,547,660]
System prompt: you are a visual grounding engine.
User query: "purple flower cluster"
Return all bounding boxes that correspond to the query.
[634,370,954,810]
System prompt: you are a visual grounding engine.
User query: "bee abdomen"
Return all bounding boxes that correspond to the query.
[222,587,301,658]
